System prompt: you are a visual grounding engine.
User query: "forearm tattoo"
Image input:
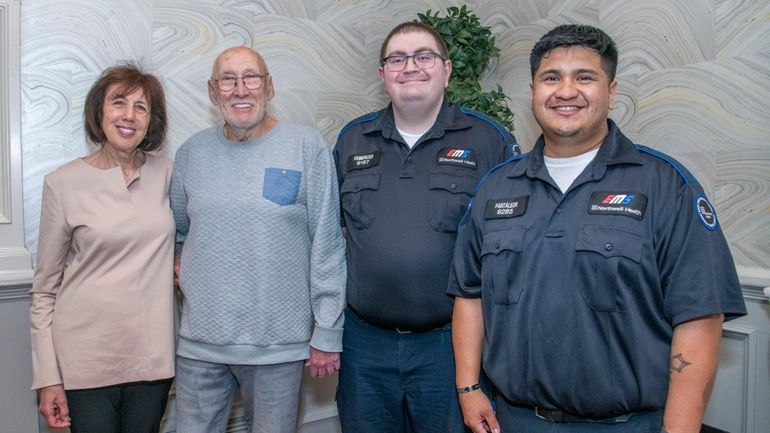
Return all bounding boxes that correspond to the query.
[670,353,692,373]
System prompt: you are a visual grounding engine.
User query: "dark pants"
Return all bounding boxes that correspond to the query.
[65,378,173,433]
[495,395,663,433]
[337,307,467,433]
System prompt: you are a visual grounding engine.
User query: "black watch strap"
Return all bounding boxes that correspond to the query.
[456,383,481,394]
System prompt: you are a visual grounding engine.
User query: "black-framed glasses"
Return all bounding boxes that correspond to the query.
[210,73,269,92]
[382,52,444,72]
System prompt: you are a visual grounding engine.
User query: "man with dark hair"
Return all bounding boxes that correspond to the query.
[450,24,746,433]
[334,21,518,433]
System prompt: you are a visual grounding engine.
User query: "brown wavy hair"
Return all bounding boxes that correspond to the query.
[83,64,167,152]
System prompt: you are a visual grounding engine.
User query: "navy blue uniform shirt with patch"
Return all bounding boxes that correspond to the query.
[448,119,746,419]
[334,100,518,330]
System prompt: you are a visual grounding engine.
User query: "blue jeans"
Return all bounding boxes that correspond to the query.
[337,308,466,433]
[65,378,172,433]
[174,356,303,433]
[495,396,663,433]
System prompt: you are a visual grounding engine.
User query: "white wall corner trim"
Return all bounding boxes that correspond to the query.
[736,265,770,303]
[0,0,33,289]
[721,323,758,433]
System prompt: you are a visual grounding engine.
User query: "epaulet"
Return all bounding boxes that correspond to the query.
[336,111,380,142]
[635,144,699,186]
[459,107,511,140]
[457,152,528,228]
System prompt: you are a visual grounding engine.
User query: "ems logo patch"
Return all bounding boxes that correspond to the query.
[347,151,380,171]
[695,195,718,231]
[485,196,528,219]
[436,147,477,169]
[588,191,647,220]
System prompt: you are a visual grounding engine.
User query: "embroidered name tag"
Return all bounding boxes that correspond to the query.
[587,192,647,220]
[347,151,380,171]
[485,196,528,219]
[436,147,477,169]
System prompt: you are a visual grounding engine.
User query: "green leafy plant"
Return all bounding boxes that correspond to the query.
[418,5,514,131]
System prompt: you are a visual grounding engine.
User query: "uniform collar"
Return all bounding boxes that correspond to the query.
[361,98,472,144]
[507,119,643,181]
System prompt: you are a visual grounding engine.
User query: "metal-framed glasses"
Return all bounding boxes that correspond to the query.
[211,73,269,92]
[382,51,444,72]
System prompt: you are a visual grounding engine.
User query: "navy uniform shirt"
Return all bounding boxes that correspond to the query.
[335,100,518,330]
[449,120,747,418]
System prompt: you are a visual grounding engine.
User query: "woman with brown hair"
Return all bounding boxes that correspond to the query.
[29,64,175,432]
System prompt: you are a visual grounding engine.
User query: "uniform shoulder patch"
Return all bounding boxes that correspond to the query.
[695,195,719,230]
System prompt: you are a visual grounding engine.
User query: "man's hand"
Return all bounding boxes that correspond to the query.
[305,347,340,378]
[39,384,71,429]
[459,391,500,433]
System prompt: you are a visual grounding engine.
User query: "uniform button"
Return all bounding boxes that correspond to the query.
[495,242,500,249]
[450,183,457,189]
[281,169,287,174]
[605,243,613,251]
[555,208,562,214]
[353,184,359,190]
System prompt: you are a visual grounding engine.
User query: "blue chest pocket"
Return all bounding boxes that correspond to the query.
[263,168,302,206]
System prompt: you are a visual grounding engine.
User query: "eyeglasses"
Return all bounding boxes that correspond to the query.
[210,73,269,92]
[382,52,444,72]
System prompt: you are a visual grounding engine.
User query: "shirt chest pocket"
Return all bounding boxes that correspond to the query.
[263,168,302,206]
[574,226,643,312]
[340,173,381,229]
[428,173,477,233]
[480,227,527,304]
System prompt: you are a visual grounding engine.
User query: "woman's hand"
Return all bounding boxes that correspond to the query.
[174,256,181,286]
[39,384,71,428]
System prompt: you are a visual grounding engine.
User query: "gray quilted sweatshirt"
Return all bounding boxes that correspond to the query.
[170,122,346,365]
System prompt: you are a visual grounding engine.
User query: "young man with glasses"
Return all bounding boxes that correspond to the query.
[170,46,346,433]
[333,22,518,433]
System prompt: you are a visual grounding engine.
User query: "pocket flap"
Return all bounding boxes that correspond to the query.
[341,173,382,194]
[429,173,476,195]
[576,226,643,262]
[481,228,525,256]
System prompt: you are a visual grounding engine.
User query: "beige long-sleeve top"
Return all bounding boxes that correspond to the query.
[30,154,175,390]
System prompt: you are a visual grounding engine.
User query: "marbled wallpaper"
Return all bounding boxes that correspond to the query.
[21,1,770,269]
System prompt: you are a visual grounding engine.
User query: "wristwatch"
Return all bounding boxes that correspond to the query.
[456,383,481,394]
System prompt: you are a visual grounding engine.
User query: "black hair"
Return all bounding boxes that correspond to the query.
[530,24,618,81]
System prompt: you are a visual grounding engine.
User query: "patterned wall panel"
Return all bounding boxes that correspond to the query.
[20,0,770,275]
[21,0,153,261]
